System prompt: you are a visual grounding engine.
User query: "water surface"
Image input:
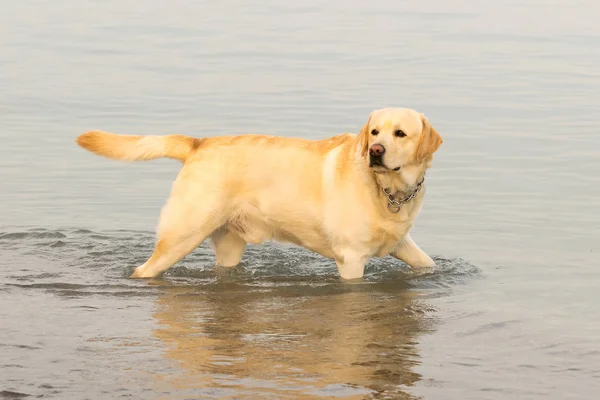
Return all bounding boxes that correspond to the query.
[1,0,599,398]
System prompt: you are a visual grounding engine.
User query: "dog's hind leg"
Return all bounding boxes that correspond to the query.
[131,178,227,279]
[211,228,247,267]
[130,232,211,278]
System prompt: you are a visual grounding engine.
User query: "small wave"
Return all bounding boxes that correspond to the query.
[4,281,161,299]
[0,390,31,399]
[71,229,94,234]
[5,272,63,282]
[0,231,67,240]
[6,282,92,290]
[0,344,42,351]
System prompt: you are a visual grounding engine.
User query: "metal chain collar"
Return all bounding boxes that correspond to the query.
[382,177,425,213]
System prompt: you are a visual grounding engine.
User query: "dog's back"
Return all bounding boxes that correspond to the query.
[77,130,355,164]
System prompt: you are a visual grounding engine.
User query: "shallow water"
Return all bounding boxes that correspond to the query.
[1,0,599,399]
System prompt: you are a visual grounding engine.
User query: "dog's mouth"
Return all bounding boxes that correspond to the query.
[369,156,385,168]
[369,156,401,172]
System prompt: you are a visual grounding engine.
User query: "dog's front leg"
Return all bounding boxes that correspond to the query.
[335,249,368,280]
[391,233,435,268]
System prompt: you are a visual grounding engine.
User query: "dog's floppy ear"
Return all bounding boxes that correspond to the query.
[358,115,372,157]
[416,114,443,161]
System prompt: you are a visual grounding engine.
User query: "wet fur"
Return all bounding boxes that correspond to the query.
[76,108,443,280]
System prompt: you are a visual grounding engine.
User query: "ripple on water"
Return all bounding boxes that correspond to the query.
[0,231,67,240]
[0,228,481,299]
[0,391,32,399]
[0,228,481,400]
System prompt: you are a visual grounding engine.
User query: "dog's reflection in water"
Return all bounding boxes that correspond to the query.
[149,272,430,399]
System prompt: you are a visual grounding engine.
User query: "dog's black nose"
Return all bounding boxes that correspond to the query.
[369,144,385,157]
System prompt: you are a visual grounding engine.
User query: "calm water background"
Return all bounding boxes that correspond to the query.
[1,0,599,398]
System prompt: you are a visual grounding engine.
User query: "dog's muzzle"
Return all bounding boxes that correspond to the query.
[369,143,386,168]
[369,155,385,168]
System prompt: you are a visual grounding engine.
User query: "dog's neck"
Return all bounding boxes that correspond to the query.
[371,161,428,198]
[352,140,430,211]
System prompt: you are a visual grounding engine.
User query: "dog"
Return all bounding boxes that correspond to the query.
[76,107,443,280]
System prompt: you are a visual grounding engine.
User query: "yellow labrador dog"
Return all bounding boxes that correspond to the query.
[77,108,442,280]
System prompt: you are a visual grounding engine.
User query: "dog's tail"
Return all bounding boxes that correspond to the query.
[76,131,202,162]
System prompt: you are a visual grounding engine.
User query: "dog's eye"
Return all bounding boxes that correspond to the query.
[394,130,406,138]
[370,129,379,136]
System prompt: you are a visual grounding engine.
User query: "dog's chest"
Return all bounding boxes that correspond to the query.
[326,206,413,257]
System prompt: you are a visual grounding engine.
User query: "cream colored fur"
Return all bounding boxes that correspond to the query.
[76,108,443,280]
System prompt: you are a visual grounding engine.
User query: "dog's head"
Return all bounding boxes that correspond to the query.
[358,108,443,172]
